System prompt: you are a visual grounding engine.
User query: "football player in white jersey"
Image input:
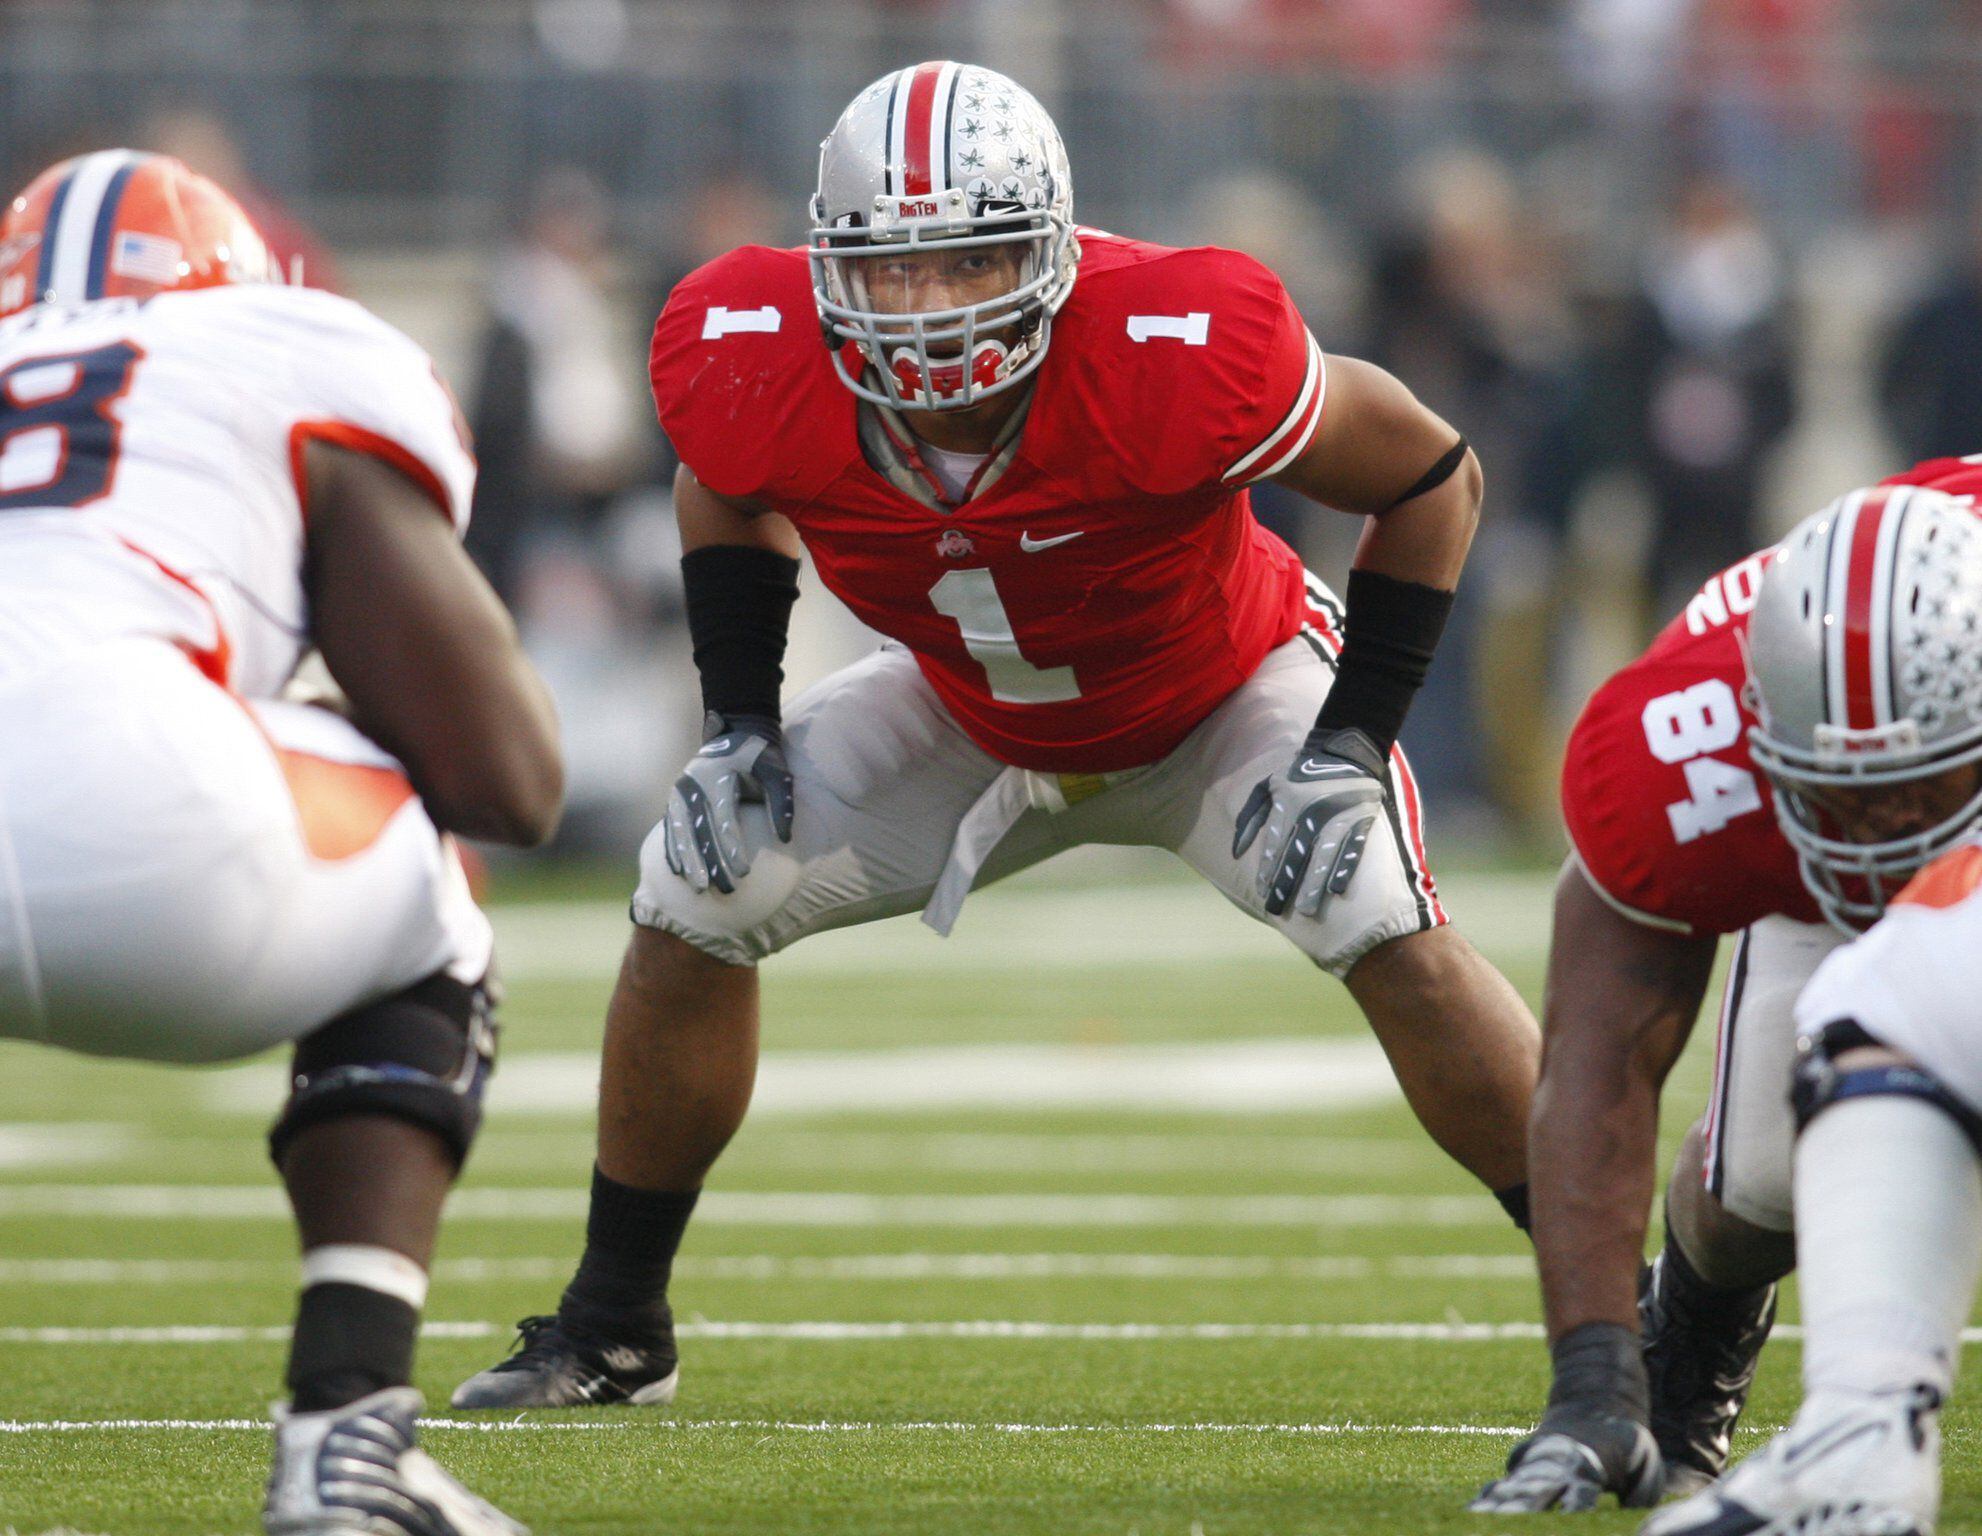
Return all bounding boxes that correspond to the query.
[0,151,562,1536]
[1645,491,1982,1536]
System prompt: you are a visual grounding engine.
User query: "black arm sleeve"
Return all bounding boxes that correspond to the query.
[1309,567,1456,758]
[681,544,802,721]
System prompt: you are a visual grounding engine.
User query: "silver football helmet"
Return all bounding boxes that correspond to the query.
[1747,483,1982,929]
[809,61,1079,412]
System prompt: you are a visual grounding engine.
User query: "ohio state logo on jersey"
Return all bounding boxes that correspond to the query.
[934,527,975,559]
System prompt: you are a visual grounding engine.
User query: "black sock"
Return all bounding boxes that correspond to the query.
[1494,1181,1531,1234]
[286,1282,418,1412]
[558,1165,699,1344]
[1661,1225,1774,1318]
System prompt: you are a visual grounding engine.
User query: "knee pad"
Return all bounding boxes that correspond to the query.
[269,972,496,1170]
[630,816,798,967]
[1793,1018,1982,1157]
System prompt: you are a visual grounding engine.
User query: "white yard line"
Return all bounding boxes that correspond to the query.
[0,1125,131,1170]
[0,1125,131,1173]
[0,1320,1547,1345]
[0,1253,1534,1285]
[0,1186,1500,1226]
[707,1132,1447,1176]
[197,1038,1406,1119]
[68,1131,1445,1176]
[0,1318,1884,1347]
[0,1415,1537,1437]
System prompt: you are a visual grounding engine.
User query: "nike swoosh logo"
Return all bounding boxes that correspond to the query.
[1296,760,1366,779]
[1020,530,1085,552]
[1781,1416,1887,1469]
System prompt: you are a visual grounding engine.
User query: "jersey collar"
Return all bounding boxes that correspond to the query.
[857,388,1030,513]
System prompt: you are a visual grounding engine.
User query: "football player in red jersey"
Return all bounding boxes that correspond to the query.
[452,62,1543,1411]
[1473,459,1982,1515]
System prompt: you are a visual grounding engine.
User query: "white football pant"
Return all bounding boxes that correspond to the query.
[0,641,491,1062]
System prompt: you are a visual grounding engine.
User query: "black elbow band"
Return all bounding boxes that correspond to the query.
[269,973,497,1171]
[1386,436,1470,511]
[682,545,802,721]
[1310,568,1456,756]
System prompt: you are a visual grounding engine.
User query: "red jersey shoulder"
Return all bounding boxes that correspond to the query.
[1562,558,1818,935]
[1042,233,1322,497]
[648,244,854,503]
[1884,455,1982,507]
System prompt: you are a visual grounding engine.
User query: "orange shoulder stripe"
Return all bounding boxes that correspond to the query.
[1895,844,1982,911]
[274,747,416,862]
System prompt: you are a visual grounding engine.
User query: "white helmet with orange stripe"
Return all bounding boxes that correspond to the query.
[809,61,1079,412]
[1748,482,1982,929]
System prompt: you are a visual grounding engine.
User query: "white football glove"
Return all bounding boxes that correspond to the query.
[1231,726,1387,918]
[661,712,794,895]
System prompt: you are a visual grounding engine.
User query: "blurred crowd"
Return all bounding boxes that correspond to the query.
[9,0,1982,848]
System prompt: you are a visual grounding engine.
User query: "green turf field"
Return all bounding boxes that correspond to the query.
[0,851,1972,1535]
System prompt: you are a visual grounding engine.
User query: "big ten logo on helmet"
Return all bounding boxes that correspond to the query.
[1813,719,1925,759]
[894,199,941,219]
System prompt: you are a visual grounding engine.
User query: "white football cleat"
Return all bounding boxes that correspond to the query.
[265,1386,528,1536]
[1640,1386,1941,1536]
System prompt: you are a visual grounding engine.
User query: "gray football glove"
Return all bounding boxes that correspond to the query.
[1231,726,1387,918]
[1470,1323,1664,1514]
[1469,1423,1662,1514]
[661,711,794,895]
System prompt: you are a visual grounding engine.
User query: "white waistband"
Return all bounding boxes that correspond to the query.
[921,764,1138,936]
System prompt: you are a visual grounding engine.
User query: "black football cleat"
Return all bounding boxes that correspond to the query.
[1640,1247,1779,1496]
[449,1310,679,1409]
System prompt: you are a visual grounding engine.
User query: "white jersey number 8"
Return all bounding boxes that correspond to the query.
[1641,679,1763,844]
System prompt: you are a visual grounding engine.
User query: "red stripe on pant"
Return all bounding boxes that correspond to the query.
[1388,745,1445,925]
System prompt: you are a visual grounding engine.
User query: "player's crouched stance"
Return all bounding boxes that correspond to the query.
[0,155,561,1534]
[1646,513,1982,1535]
[454,61,1543,1413]
[1472,474,1982,1517]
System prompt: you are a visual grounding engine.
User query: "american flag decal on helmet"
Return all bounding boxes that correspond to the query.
[110,231,183,286]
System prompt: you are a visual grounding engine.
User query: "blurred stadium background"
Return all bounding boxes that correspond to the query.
[11,6,1982,1531]
[10,0,1979,857]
